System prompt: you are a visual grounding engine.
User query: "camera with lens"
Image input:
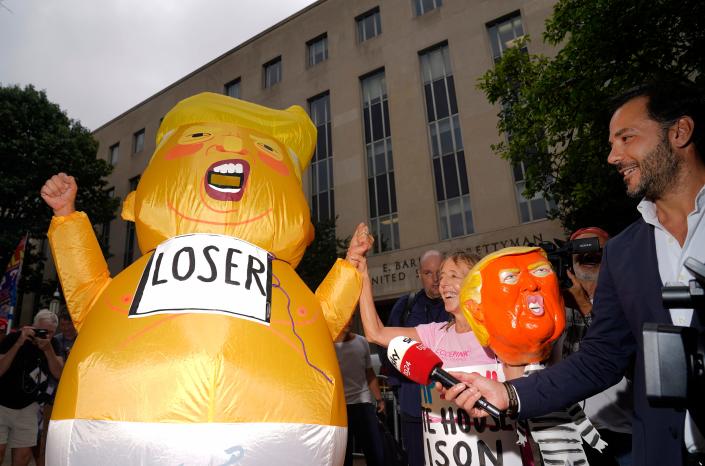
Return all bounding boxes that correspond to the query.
[537,237,602,288]
[33,328,49,339]
[643,256,705,432]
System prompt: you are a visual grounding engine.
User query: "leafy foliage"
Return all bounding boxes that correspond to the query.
[296,217,349,291]
[478,0,705,234]
[0,84,119,307]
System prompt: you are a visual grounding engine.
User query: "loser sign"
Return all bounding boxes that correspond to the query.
[420,364,523,466]
[130,234,272,324]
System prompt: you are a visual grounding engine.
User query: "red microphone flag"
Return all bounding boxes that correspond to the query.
[387,336,442,385]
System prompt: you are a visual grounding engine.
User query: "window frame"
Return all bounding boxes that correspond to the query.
[263,56,282,88]
[132,129,145,155]
[413,0,442,16]
[224,78,241,98]
[123,176,140,267]
[306,33,328,67]
[109,142,119,165]
[360,68,399,253]
[486,10,525,62]
[486,12,552,222]
[100,187,115,250]
[356,7,382,43]
[419,42,474,239]
[307,91,335,223]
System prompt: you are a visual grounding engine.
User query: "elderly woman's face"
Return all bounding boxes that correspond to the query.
[439,260,471,313]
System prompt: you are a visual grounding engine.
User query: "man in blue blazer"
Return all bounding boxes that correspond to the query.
[443,79,705,465]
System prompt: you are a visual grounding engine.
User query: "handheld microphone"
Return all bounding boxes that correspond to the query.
[387,336,502,419]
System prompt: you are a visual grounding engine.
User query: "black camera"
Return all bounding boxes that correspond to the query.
[33,328,49,339]
[643,257,705,432]
[538,237,602,288]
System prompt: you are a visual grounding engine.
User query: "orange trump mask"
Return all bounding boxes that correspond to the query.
[460,247,565,365]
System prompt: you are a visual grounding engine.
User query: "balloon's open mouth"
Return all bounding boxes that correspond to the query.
[204,159,249,201]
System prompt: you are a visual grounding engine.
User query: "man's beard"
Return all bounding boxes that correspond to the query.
[573,265,598,282]
[627,137,682,200]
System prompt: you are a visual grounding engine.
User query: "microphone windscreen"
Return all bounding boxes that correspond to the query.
[387,336,442,385]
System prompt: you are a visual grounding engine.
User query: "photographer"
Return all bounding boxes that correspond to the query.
[559,227,634,466]
[0,309,64,466]
[560,227,611,355]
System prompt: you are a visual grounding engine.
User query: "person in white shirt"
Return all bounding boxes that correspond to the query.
[335,322,385,466]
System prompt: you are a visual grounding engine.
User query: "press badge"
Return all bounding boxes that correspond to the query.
[129,234,272,324]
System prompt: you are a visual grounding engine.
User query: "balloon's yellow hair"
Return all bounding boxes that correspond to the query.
[156,92,316,182]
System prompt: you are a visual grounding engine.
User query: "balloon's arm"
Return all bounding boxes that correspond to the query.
[48,211,112,333]
[315,259,362,340]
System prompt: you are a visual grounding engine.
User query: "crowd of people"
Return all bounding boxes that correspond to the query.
[345,78,704,466]
[1,78,702,466]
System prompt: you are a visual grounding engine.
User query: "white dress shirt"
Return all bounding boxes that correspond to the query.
[637,183,705,452]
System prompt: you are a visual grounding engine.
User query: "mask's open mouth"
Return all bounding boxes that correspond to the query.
[204,159,250,201]
[526,294,545,316]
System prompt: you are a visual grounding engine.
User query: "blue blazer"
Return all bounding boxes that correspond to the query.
[513,218,701,466]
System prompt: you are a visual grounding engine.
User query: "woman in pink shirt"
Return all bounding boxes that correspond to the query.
[358,251,496,369]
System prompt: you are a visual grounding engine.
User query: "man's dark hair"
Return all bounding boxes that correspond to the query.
[611,79,705,160]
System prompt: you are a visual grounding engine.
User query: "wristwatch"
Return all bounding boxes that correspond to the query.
[503,382,519,417]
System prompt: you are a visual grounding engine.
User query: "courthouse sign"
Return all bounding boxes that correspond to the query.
[368,220,565,298]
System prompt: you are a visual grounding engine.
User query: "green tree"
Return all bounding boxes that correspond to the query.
[0,84,119,308]
[296,217,349,291]
[478,0,705,234]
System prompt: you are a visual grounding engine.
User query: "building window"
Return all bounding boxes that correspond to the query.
[133,129,145,154]
[512,162,555,222]
[361,70,399,253]
[123,176,140,267]
[109,143,119,165]
[420,43,473,239]
[101,188,115,250]
[487,11,526,63]
[487,13,552,222]
[263,57,282,88]
[224,78,241,98]
[414,0,442,16]
[356,8,382,43]
[307,34,328,67]
[308,92,334,223]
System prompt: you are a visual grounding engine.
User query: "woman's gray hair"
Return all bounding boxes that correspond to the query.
[34,309,59,329]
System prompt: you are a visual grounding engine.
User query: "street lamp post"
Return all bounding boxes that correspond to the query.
[49,287,61,315]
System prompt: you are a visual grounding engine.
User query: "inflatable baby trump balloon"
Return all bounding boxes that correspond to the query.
[460,246,565,366]
[42,93,364,465]
[460,247,606,463]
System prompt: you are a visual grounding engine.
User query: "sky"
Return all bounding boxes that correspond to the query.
[0,0,317,130]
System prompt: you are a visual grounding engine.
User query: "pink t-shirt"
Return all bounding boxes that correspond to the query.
[416,321,496,369]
